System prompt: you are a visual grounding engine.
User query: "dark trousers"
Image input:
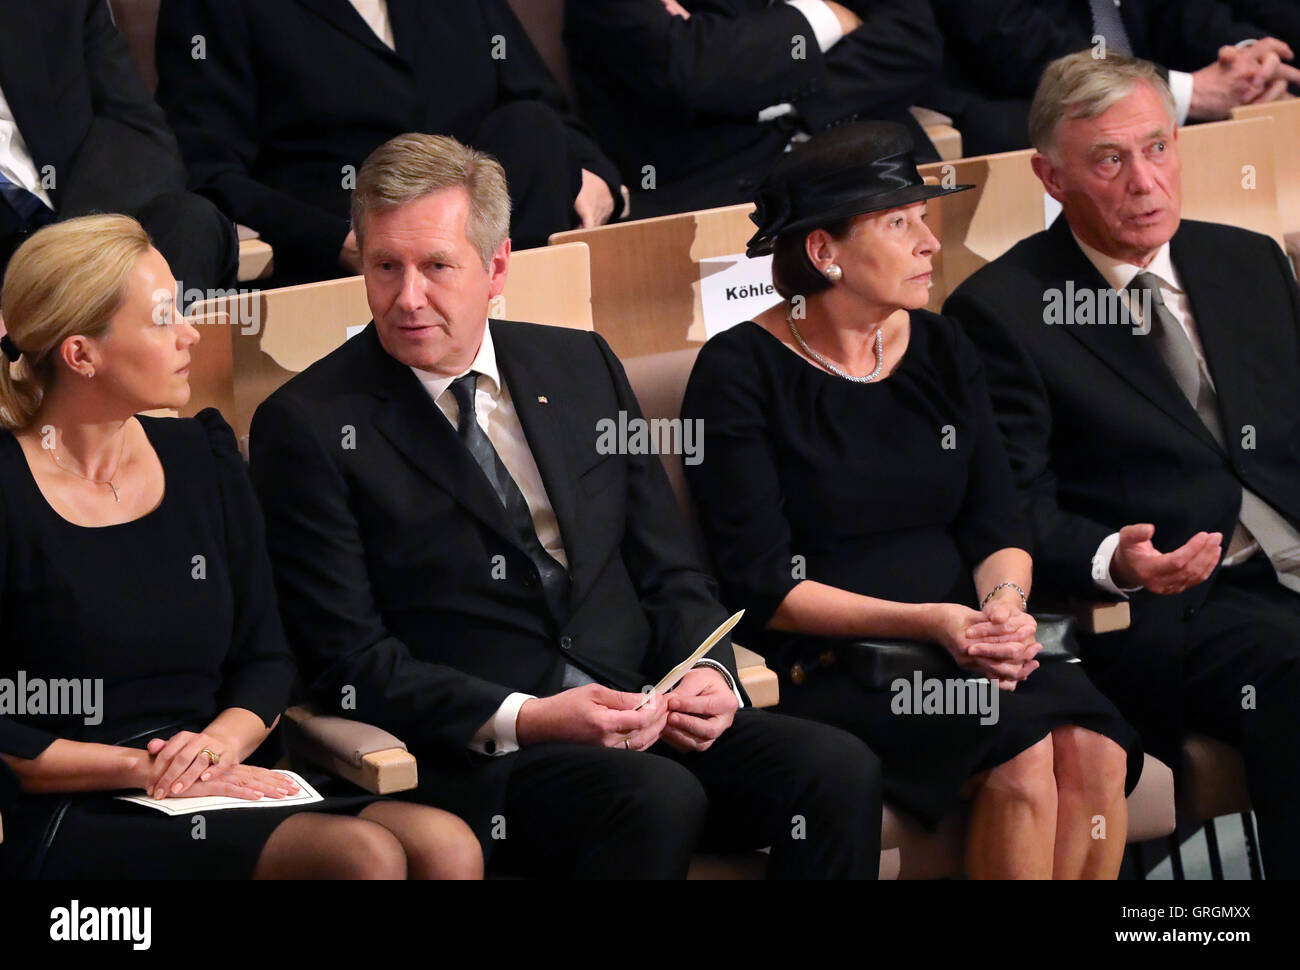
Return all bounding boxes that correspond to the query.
[486,708,881,879]
[134,191,239,302]
[948,96,1033,157]
[1181,555,1300,878]
[1,190,237,303]
[471,101,584,250]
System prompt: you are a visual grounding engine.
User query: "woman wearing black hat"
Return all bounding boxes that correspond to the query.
[682,122,1143,878]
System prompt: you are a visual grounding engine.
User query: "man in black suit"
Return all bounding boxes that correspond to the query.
[945,52,1300,876]
[155,0,625,286]
[0,0,234,298]
[249,132,880,878]
[929,0,1300,155]
[564,0,941,219]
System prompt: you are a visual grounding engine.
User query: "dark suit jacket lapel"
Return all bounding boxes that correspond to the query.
[360,326,521,547]
[491,321,588,592]
[1045,217,1223,452]
[384,0,426,69]
[0,0,60,179]
[294,0,408,65]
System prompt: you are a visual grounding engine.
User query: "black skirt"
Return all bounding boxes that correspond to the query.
[2,772,382,880]
[773,653,1145,829]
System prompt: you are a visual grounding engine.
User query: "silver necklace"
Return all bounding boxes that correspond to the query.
[49,431,128,503]
[785,305,885,383]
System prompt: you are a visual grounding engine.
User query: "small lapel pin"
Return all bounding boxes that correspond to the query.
[537,395,549,404]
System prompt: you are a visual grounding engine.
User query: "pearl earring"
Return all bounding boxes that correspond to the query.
[824,264,843,283]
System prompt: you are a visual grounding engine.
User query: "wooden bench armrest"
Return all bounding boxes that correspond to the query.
[237,236,274,282]
[924,124,962,162]
[283,705,418,795]
[734,644,779,708]
[1069,598,1132,635]
[909,107,962,161]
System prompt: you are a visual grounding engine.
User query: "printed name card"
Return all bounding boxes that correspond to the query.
[698,253,781,339]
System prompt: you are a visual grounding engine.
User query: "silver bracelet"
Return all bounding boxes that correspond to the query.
[981,582,1027,611]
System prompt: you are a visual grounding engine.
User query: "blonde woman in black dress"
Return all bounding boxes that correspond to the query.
[683,123,1142,878]
[0,215,480,879]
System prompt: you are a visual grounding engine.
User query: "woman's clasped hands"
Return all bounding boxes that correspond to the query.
[932,601,1042,691]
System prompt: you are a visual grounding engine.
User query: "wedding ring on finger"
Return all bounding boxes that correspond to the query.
[624,738,632,750]
[201,748,220,766]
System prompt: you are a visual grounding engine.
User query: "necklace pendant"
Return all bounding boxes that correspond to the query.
[107,481,120,503]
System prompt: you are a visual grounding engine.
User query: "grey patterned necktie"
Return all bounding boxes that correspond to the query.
[1131,272,1205,414]
[1089,0,1133,55]
[449,373,571,620]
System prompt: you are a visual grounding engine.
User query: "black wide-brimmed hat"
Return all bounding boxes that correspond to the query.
[745,121,973,257]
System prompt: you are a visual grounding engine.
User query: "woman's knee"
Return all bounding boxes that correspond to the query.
[392,806,485,880]
[1052,726,1128,798]
[323,818,409,879]
[258,813,409,879]
[428,822,485,880]
[984,734,1056,806]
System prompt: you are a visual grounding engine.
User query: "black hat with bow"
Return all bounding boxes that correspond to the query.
[745,121,973,258]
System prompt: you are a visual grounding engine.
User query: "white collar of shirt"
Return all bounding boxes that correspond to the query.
[1070,228,1209,368]
[1070,231,1182,295]
[409,321,499,405]
[348,0,395,49]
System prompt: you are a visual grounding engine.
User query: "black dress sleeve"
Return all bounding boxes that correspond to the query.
[945,317,1035,568]
[682,329,802,635]
[0,479,59,760]
[195,409,297,726]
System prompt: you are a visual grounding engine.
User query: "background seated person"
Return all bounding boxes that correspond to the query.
[564,0,941,219]
[928,0,1300,155]
[0,0,234,303]
[155,0,625,286]
[1227,0,1300,89]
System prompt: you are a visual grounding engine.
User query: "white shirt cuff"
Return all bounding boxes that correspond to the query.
[757,102,796,122]
[470,691,535,756]
[1092,532,1143,597]
[693,659,745,709]
[786,0,844,52]
[1169,69,1193,125]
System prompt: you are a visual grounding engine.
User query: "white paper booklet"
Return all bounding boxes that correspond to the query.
[116,770,323,816]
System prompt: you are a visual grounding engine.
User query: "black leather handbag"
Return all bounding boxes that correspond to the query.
[789,614,1080,690]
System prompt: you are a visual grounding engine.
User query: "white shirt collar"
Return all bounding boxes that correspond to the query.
[409,320,499,400]
[1070,231,1182,295]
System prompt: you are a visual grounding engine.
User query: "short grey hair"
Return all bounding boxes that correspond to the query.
[351,132,511,269]
[1029,50,1177,156]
